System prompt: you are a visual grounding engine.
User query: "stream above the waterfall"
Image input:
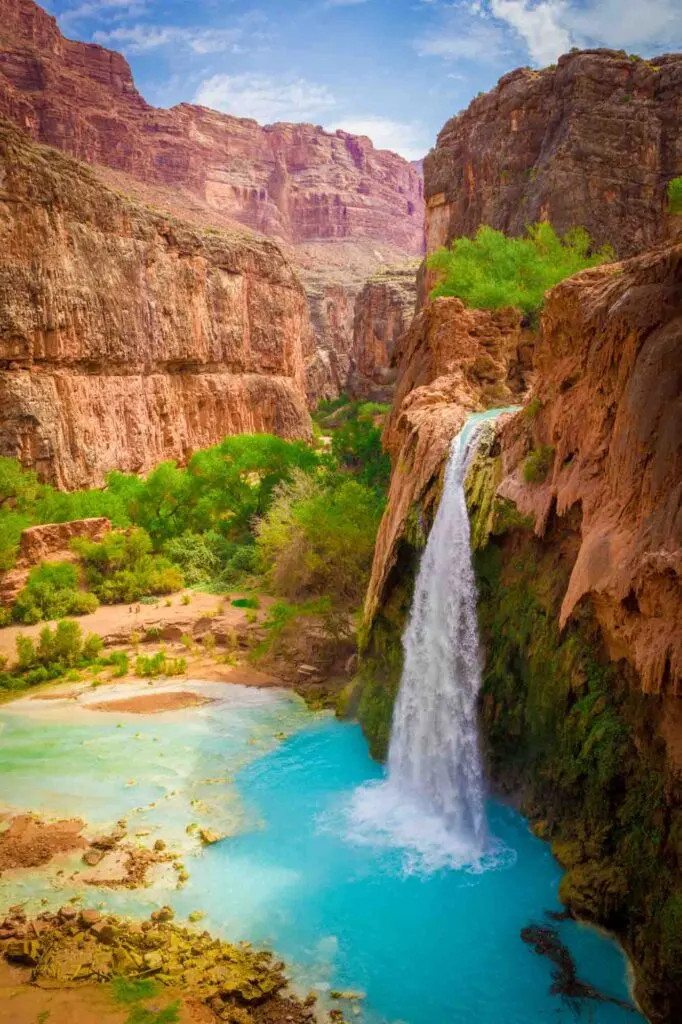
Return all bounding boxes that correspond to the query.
[0,681,644,1024]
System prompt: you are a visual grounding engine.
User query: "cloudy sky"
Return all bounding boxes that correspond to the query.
[45,1,682,160]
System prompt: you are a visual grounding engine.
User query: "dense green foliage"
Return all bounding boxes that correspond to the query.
[329,402,391,492]
[1,620,103,691]
[667,176,682,215]
[73,528,183,604]
[256,470,384,608]
[428,223,613,314]
[12,561,99,624]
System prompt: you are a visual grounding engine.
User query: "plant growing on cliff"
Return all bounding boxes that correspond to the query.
[428,223,613,315]
[667,176,682,215]
[523,445,555,484]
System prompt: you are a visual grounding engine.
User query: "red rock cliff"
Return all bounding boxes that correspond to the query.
[0,0,424,399]
[425,49,682,260]
[0,120,312,489]
[348,262,420,401]
[492,243,682,696]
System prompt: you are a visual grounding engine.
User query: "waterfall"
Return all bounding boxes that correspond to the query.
[348,409,516,869]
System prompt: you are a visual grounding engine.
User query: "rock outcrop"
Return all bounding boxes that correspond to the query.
[466,242,682,1024]
[0,120,313,489]
[425,49,682,260]
[363,298,532,625]
[487,243,682,697]
[0,0,425,397]
[348,262,420,401]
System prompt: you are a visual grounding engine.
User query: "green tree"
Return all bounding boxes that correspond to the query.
[428,223,613,315]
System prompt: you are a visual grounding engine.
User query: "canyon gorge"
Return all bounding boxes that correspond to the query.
[0,3,680,1024]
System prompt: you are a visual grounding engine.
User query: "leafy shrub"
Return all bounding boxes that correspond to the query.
[231,597,260,610]
[12,562,99,625]
[256,470,384,608]
[73,528,183,603]
[134,652,186,678]
[11,621,104,686]
[163,532,221,585]
[523,445,555,484]
[667,177,682,215]
[428,223,613,314]
[105,650,129,677]
[0,608,12,628]
[330,402,391,493]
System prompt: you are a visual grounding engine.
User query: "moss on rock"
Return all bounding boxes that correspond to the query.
[474,503,682,1023]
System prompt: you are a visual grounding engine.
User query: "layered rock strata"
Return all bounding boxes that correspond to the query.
[0,0,424,397]
[425,49,682,260]
[348,262,420,401]
[0,120,313,489]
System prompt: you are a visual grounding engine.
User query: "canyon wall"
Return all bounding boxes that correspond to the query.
[348,262,420,401]
[0,0,424,398]
[351,242,682,1021]
[0,120,312,489]
[425,49,682,260]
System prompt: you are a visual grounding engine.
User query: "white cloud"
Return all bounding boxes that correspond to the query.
[418,0,682,69]
[566,0,682,52]
[489,1,570,64]
[194,74,337,124]
[58,0,147,30]
[327,116,430,161]
[92,24,243,54]
[416,17,510,62]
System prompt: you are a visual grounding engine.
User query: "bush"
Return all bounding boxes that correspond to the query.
[330,402,391,493]
[667,177,682,215]
[428,223,613,315]
[256,470,384,608]
[74,528,183,603]
[163,532,221,585]
[523,445,555,484]
[134,652,186,678]
[231,597,260,610]
[11,620,104,687]
[12,561,99,625]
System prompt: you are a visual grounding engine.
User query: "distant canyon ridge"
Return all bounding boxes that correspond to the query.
[1,0,681,487]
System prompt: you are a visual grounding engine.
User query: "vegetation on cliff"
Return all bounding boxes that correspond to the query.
[472,500,682,1023]
[428,223,612,314]
[667,176,682,215]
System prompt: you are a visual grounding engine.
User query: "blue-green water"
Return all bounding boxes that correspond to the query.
[0,683,643,1024]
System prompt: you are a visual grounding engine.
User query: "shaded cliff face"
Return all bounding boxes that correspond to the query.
[348,262,420,402]
[490,244,682,697]
[425,49,682,260]
[466,243,682,1023]
[0,120,312,488]
[0,0,424,398]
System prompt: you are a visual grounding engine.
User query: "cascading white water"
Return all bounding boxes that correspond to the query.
[386,410,503,853]
[348,408,516,869]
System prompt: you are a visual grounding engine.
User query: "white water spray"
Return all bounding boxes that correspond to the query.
[348,409,516,869]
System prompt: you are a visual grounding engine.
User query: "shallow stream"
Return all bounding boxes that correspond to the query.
[0,681,644,1024]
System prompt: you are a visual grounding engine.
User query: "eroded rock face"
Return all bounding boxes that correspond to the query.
[492,243,682,697]
[348,262,420,401]
[363,298,532,624]
[0,120,312,488]
[425,49,682,260]
[0,0,425,398]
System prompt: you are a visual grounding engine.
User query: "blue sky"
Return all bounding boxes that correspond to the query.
[45,1,682,160]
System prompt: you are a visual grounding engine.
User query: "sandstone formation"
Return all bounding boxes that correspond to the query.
[0,0,424,397]
[363,298,531,623]
[348,261,420,401]
[490,243,682,697]
[0,517,111,606]
[425,49,682,260]
[0,120,313,489]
